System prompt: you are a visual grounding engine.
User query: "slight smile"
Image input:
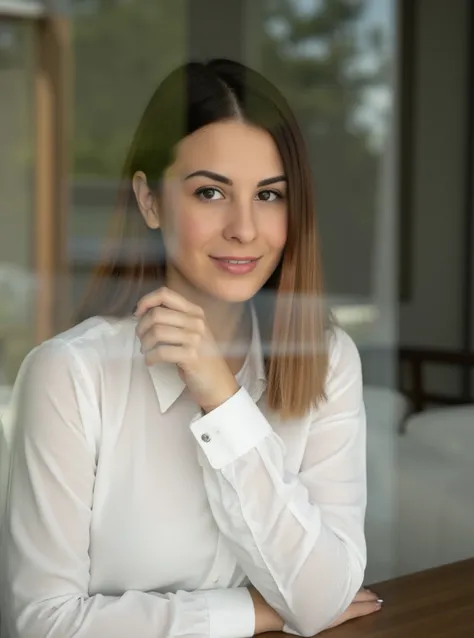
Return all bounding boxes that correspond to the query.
[209,256,261,275]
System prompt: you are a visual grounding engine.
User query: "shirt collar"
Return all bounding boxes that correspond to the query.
[147,303,267,414]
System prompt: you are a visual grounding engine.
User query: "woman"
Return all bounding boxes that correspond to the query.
[0,59,381,638]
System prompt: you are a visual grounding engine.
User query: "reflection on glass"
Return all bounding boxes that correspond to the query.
[70,0,187,311]
[247,0,394,303]
[0,18,35,392]
[246,0,398,583]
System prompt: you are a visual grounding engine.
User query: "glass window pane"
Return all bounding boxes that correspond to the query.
[1,0,472,624]
[246,0,395,302]
[0,1,45,19]
[0,18,35,397]
[246,0,399,584]
[69,0,187,311]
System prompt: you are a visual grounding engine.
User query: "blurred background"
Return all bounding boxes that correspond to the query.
[0,0,473,584]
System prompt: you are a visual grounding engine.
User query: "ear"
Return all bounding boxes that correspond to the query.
[132,171,160,229]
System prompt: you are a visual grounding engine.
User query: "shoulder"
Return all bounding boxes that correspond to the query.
[328,327,362,374]
[51,315,135,354]
[303,328,364,429]
[324,326,363,400]
[9,317,137,451]
[17,316,137,389]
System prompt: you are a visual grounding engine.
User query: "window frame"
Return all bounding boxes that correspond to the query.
[0,1,70,342]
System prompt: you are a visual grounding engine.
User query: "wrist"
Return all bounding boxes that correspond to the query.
[200,381,240,413]
[248,587,284,634]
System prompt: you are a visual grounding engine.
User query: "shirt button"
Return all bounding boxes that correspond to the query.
[201,433,211,443]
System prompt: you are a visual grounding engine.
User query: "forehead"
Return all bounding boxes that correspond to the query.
[171,120,283,179]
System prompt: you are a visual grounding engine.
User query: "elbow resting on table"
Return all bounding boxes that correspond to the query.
[284,555,365,637]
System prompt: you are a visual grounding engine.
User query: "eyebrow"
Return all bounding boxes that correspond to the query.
[184,170,287,188]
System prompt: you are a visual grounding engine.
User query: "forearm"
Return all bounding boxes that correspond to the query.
[249,587,284,635]
[192,383,366,635]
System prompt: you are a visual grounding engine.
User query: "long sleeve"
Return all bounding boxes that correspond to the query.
[0,342,254,638]
[190,329,367,637]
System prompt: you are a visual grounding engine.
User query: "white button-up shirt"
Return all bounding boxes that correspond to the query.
[0,307,367,638]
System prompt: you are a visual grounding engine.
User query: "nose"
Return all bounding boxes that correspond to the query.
[223,199,258,244]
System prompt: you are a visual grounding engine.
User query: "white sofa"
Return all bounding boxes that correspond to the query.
[363,383,474,581]
[396,405,474,575]
[363,385,410,582]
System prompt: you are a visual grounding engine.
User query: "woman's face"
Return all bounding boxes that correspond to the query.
[134,120,288,304]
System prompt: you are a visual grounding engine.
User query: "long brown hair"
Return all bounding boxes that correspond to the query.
[78,59,332,419]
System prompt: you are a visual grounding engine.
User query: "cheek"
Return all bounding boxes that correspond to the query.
[162,202,217,260]
[261,213,288,253]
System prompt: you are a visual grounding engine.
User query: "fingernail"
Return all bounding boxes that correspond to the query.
[376,599,384,605]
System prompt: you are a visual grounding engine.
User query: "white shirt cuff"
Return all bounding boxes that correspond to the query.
[190,388,272,470]
[203,587,255,638]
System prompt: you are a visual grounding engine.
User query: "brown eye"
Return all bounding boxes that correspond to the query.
[256,190,281,202]
[195,187,224,201]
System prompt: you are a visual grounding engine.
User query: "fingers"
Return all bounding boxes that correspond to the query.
[354,588,380,603]
[344,599,382,622]
[361,587,384,606]
[327,588,384,629]
[134,287,204,318]
[144,344,191,367]
[136,306,204,341]
[135,290,208,367]
[140,325,190,354]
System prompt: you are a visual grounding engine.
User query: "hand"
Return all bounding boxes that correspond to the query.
[326,587,383,630]
[248,586,284,635]
[134,287,239,412]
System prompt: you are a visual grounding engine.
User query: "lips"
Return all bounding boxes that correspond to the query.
[209,256,261,275]
[210,257,260,263]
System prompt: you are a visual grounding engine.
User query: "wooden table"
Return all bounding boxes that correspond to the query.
[264,559,474,637]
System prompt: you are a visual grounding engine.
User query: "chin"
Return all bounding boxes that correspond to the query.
[203,281,262,304]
